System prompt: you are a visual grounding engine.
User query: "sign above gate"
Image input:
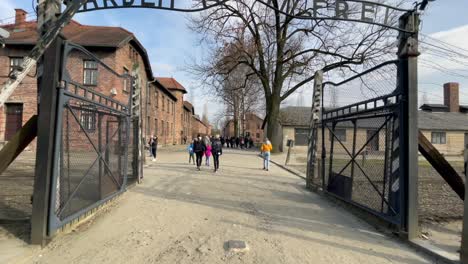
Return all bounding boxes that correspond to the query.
[65,0,415,32]
[65,0,229,13]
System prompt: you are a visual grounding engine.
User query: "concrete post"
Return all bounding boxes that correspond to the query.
[397,11,420,240]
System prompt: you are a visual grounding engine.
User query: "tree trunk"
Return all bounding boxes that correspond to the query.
[266,95,282,153]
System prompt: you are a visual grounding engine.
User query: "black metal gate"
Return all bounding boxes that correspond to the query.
[314,61,405,226]
[47,42,137,233]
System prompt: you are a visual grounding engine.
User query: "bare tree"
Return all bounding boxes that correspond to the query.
[189,0,402,150]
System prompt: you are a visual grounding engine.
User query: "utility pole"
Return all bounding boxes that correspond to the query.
[397,11,420,240]
[306,71,323,189]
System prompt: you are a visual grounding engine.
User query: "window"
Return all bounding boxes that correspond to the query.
[162,96,165,111]
[155,118,158,135]
[9,57,23,73]
[431,132,446,144]
[167,99,170,113]
[123,68,129,92]
[83,60,98,86]
[155,91,159,108]
[147,116,151,135]
[161,121,164,136]
[256,133,260,139]
[329,128,346,142]
[80,105,96,132]
[166,121,169,136]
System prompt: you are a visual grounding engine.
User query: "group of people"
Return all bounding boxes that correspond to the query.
[188,134,223,172]
[220,136,255,149]
[151,133,273,172]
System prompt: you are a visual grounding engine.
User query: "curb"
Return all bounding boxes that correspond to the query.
[260,154,306,180]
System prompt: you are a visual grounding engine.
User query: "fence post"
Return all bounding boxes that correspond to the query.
[461,144,468,263]
[306,71,323,189]
[31,36,63,245]
[398,11,420,239]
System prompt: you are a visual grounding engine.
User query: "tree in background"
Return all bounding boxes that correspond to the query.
[189,0,401,151]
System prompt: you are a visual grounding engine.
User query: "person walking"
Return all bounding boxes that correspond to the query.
[212,135,223,172]
[261,138,273,171]
[188,139,195,165]
[149,136,158,161]
[193,135,206,170]
[205,142,212,166]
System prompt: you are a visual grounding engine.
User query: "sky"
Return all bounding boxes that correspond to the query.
[2,0,468,123]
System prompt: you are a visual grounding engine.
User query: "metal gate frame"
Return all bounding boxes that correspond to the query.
[45,41,135,235]
[308,60,408,227]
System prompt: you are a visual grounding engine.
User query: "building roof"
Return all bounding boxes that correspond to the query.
[280,106,468,131]
[152,81,177,101]
[419,104,448,112]
[156,77,187,94]
[418,111,468,131]
[3,18,154,80]
[183,101,195,114]
[279,106,312,126]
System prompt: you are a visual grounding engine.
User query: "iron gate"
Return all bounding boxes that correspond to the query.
[48,42,137,233]
[312,60,405,225]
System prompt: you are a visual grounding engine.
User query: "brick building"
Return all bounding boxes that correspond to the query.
[223,113,264,143]
[156,77,188,144]
[183,101,195,143]
[0,9,208,152]
[0,9,154,150]
[192,115,211,138]
[145,80,177,146]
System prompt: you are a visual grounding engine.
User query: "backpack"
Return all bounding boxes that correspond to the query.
[212,140,222,153]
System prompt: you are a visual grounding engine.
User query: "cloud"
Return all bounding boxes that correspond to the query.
[152,63,176,76]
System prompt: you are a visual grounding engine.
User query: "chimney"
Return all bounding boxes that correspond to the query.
[15,9,27,25]
[443,82,460,112]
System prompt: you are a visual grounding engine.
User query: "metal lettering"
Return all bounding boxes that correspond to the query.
[361,3,376,23]
[84,0,99,10]
[103,0,118,8]
[123,0,135,7]
[313,0,327,17]
[142,0,155,7]
[335,0,349,19]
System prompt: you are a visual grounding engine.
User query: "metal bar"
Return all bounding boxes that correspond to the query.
[462,144,468,262]
[323,60,399,87]
[323,93,398,115]
[66,105,122,188]
[327,122,336,187]
[324,120,398,214]
[351,120,357,183]
[322,104,397,123]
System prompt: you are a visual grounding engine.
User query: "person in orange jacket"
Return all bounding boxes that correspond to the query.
[260,138,273,171]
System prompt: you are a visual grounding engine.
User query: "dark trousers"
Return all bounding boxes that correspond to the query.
[189,153,195,164]
[151,148,157,159]
[213,153,220,171]
[195,151,203,167]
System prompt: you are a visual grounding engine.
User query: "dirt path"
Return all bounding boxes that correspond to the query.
[17,148,433,264]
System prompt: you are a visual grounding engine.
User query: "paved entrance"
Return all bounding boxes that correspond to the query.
[13,148,432,263]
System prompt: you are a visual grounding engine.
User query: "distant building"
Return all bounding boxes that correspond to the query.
[223,113,264,143]
[192,115,211,138]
